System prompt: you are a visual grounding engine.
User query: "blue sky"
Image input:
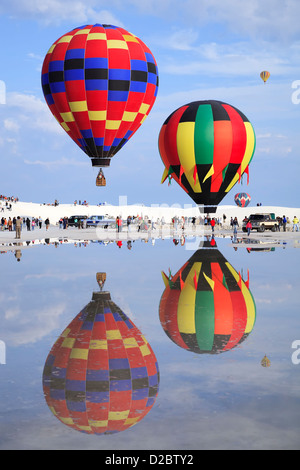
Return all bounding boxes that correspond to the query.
[0,0,299,208]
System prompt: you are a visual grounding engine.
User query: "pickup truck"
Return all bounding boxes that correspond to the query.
[86,215,115,228]
[242,213,278,232]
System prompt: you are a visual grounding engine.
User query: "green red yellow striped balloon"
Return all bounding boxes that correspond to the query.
[159,100,256,212]
[159,243,256,354]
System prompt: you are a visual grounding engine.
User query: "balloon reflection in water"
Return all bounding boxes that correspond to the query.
[159,241,256,354]
[43,274,160,435]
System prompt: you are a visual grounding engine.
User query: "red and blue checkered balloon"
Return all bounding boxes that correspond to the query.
[41,24,159,172]
[43,291,160,435]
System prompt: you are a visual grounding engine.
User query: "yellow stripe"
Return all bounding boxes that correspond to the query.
[177,122,201,192]
[106,329,122,340]
[87,33,107,41]
[108,410,129,421]
[105,120,120,130]
[60,112,75,123]
[57,35,73,44]
[123,34,139,43]
[122,111,137,122]
[77,425,92,431]
[61,337,76,349]
[61,327,71,338]
[225,262,256,333]
[139,103,150,114]
[60,416,75,425]
[225,122,255,192]
[203,272,215,291]
[123,337,138,348]
[61,122,70,132]
[88,110,106,121]
[70,348,89,360]
[69,101,88,112]
[74,28,91,35]
[124,416,140,426]
[107,40,128,50]
[47,44,56,54]
[89,339,107,350]
[177,262,202,333]
[89,419,108,427]
[202,164,214,183]
[140,343,151,356]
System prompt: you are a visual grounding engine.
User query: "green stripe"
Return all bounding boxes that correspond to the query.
[195,291,215,351]
[194,104,214,165]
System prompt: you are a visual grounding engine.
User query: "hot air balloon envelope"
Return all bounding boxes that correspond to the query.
[41,24,159,180]
[159,242,256,354]
[234,192,251,207]
[43,291,160,435]
[159,100,255,213]
[260,71,270,83]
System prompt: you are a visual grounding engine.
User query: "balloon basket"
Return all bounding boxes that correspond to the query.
[96,169,106,187]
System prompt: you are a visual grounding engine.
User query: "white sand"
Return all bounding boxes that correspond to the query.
[1,199,299,225]
[0,199,299,250]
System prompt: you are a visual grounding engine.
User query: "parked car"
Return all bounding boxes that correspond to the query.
[86,215,114,228]
[242,213,278,232]
[68,215,87,227]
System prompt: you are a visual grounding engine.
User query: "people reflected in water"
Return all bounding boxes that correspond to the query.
[43,273,160,435]
[159,239,256,355]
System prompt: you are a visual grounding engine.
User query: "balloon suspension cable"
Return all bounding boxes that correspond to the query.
[96,168,106,187]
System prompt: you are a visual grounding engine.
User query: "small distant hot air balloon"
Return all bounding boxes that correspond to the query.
[41,24,159,186]
[260,71,270,84]
[234,192,251,207]
[261,355,271,367]
[159,241,256,354]
[159,100,256,213]
[43,275,160,435]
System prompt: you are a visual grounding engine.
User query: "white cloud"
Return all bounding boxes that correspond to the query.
[4,118,19,132]
[0,0,124,26]
[24,157,88,168]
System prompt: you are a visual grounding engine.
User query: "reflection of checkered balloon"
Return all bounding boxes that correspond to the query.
[41,24,159,169]
[43,292,160,435]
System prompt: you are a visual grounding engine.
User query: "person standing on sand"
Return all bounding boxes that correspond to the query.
[45,218,50,230]
[15,216,22,239]
[246,220,252,236]
[292,216,299,232]
[282,215,287,232]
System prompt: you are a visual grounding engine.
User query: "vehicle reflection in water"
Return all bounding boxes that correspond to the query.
[159,238,256,355]
[42,273,160,435]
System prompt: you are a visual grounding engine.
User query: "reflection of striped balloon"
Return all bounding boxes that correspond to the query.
[234,192,251,207]
[159,245,256,354]
[43,291,159,435]
[159,100,255,212]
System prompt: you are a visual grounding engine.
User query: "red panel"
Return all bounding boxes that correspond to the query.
[211,263,233,336]
[211,121,233,192]
[162,106,188,166]
[224,291,247,350]
[223,104,247,164]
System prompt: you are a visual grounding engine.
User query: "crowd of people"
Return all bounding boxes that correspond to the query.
[1,216,50,238]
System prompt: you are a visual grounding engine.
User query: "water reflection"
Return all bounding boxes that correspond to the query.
[159,239,256,354]
[42,273,160,435]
